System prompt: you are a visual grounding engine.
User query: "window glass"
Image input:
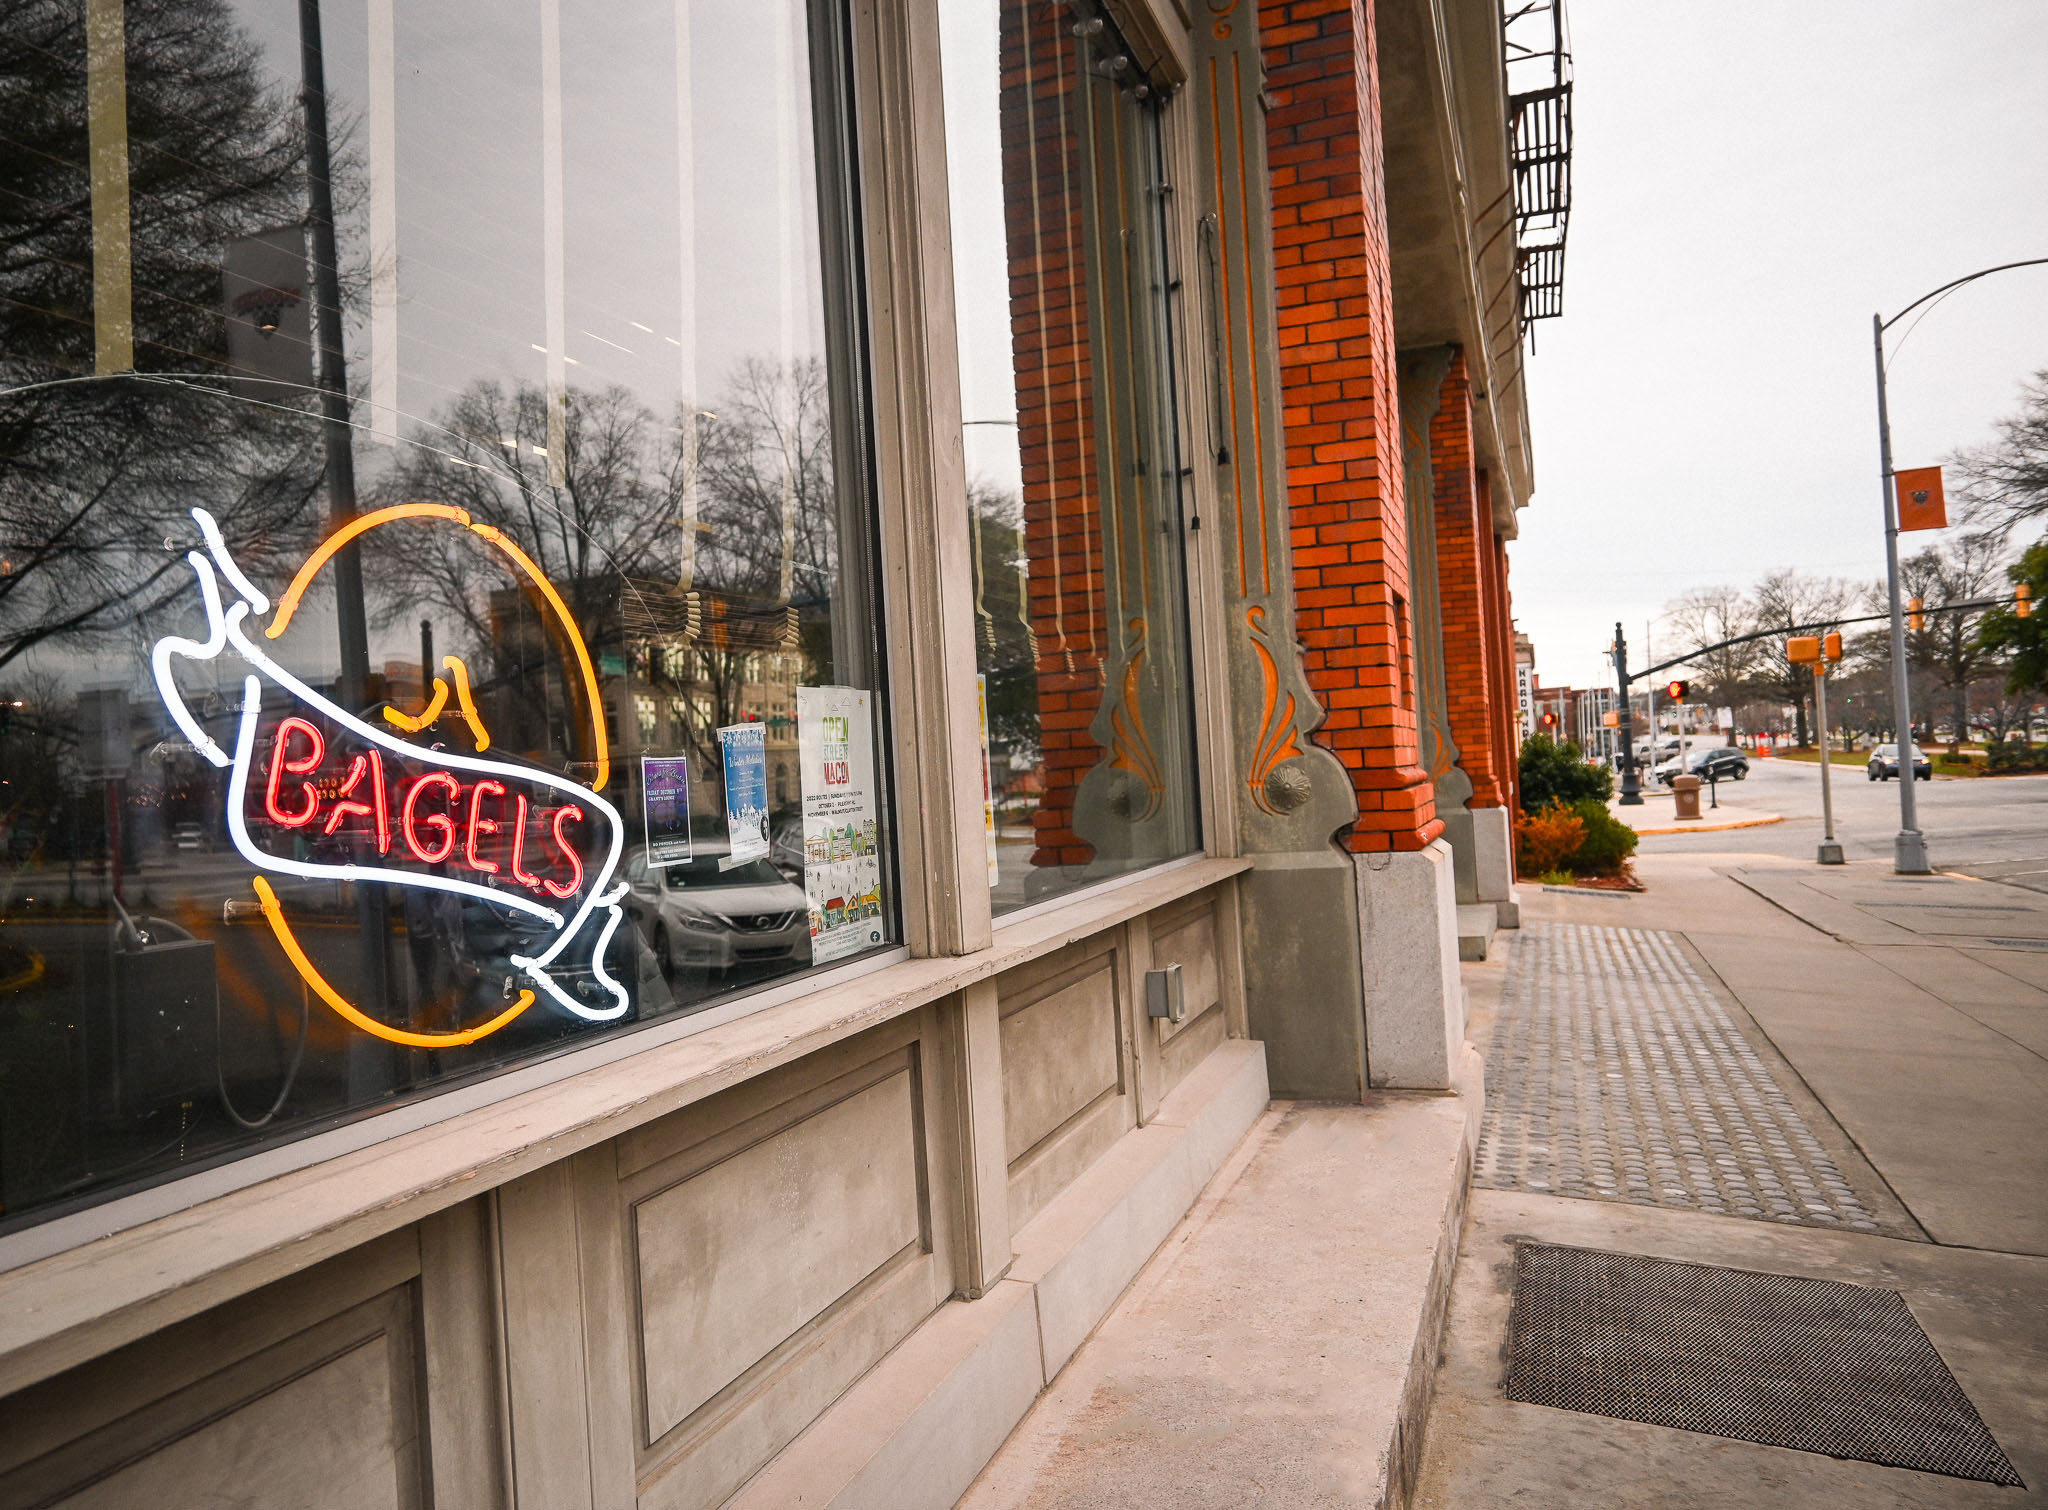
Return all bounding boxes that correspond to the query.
[0,0,890,1230]
[939,0,1202,913]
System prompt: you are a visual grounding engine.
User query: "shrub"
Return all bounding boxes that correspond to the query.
[1568,796,1638,875]
[1514,800,1585,878]
[1519,734,1613,809]
[1987,741,2048,773]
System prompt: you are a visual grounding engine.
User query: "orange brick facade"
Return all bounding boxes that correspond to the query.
[1429,350,1516,812]
[1262,0,1440,852]
[1481,477,1522,815]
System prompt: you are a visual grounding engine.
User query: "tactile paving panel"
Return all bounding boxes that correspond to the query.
[1503,1243,2023,1486]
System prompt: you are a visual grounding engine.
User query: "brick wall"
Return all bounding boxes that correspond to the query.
[1261,0,1439,853]
[1428,349,1508,809]
[1480,481,1522,813]
[1001,2,1105,869]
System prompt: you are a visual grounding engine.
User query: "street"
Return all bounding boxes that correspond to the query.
[1631,753,2048,868]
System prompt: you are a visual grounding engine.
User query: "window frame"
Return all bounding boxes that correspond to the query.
[0,0,910,1242]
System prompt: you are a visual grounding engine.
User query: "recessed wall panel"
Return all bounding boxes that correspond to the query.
[56,1337,404,1510]
[1000,963,1121,1166]
[635,1069,922,1439]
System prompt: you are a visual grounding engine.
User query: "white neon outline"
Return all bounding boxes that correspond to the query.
[191,506,271,613]
[150,552,233,768]
[224,685,561,927]
[156,518,631,1022]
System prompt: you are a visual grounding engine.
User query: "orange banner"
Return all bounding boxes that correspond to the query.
[1896,466,1947,532]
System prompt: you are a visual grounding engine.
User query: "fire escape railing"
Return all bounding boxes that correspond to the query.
[1504,0,1572,328]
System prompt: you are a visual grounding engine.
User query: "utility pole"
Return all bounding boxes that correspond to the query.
[1814,662,1842,865]
[1873,313,1926,874]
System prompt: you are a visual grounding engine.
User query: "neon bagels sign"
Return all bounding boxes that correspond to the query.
[153,504,629,1047]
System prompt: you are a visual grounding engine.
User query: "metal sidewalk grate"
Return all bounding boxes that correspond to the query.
[1504,1244,2023,1486]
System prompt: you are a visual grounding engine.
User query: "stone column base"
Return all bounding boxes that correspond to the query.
[1469,804,1520,928]
[1355,840,1466,1089]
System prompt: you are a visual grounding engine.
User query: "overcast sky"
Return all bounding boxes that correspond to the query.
[1510,0,2048,691]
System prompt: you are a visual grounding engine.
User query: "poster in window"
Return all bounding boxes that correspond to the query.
[642,755,694,863]
[978,673,998,886]
[718,723,769,864]
[798,686,882,963]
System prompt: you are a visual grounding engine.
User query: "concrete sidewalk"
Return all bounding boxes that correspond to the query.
[960,850,2046,1507]
[1420,852,2048,1507]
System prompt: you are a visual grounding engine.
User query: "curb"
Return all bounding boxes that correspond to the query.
[1626,813,1785,836]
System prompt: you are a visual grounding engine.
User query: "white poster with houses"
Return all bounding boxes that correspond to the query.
[797,686,883,963]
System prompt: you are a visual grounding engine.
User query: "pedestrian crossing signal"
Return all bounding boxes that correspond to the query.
[1665,680,1689,701]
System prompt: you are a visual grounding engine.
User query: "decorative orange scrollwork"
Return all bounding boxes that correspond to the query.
[1246,605,1308,815]
[1107,617,1165,822]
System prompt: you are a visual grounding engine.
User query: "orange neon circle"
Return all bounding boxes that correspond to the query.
[252,503,612,1047]
[253,878,535,1047]
[265,501,608,789]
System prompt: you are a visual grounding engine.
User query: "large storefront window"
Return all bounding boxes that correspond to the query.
[940,0,1202,913]
[0,0,890,1229]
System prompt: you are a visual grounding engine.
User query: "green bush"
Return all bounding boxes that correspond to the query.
[1987,741,2048,773]
[1519,734,1614,809]
[1568,796,1638,875]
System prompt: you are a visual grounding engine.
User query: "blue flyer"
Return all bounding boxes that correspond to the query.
[718,722,770,865]
[641,755,694,863]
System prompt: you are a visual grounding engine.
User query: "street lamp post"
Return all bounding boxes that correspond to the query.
[1872,312,1925,873]
[1872,257,2048,875]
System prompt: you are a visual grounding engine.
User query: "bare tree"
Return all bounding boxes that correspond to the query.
[1953,370,2048,535]
[1752,570,1862,747]
[1663,586,1756,741]
[1900,532,2010,751]
[0,0,327,673]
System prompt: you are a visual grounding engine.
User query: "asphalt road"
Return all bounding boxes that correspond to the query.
[1631,753,2048,871]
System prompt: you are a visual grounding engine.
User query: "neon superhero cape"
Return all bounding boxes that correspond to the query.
[152,507,630,1042]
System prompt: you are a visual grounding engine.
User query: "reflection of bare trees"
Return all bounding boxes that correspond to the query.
[367,359,839,645]
[969,480,1038,754]
[363,360,842,775]
[0,0,323,670]
[695,357,837,609]
[364,382,676,651]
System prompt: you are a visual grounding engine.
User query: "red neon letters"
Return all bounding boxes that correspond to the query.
[401,771,460,864]
[323,749,390,852]
[509,794,543,889]
[267,724,583,894]
[264,717,325,827]
[544,805,585,899]
[465,780,504,873]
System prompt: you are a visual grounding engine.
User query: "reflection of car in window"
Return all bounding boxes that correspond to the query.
[622,846,812,981]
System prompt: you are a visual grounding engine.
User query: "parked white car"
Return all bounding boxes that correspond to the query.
[621,846,812,978]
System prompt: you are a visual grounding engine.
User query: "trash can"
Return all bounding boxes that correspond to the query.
[1672,773,1702,820]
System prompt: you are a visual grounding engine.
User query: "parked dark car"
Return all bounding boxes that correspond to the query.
[1867,743,1931,781]
[1653,747,1748,787]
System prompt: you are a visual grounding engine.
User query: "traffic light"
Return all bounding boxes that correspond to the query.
[1665,680,1689,701]
[1908,596,1924,632]
[2019,583,2033,620]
